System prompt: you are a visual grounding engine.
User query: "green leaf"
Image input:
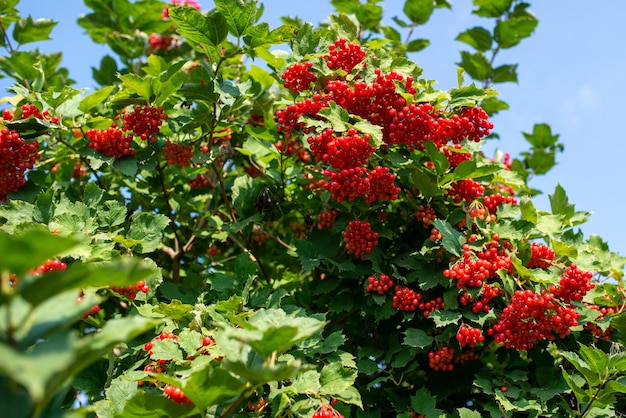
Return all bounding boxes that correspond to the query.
[243,23,294,48]
[406,38,430,52]
[97,200,127,229]
[455,27,492,51]
[12,16,56,45]
[355,3,383,31]
[127,213,170,253]
[549,184,575,219]
[18,257,159,306]
[578,344,609,375]
[491,64,518,83]
[403,328,434,348]
[318,101,349,132]
[423,141,449,175]
[411,387,445,417]
[0,229,80,277]
[320,331,346,354]
[448,82,489,107]
[320,362,357,395]
[214,0,257,38]
[117,73,152,102]
[561,351,600,387]
[561,367,590,405]
[115,389,196,418]
[429,310,462,327]
[457,408,482,418]
[472,0,513,18]
[523,123,560,148]
[150,339,183,363]
[480,97,509,115]
[457,51,491,82]
[494,13,538,48]
[169,7,228,47]
[519,195,537,224]
[78,86,115,112]
[403,0,434,25]
[452,160,501,180]
[432,218,465,257]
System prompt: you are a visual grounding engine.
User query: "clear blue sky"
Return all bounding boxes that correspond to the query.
[6,1,626,259]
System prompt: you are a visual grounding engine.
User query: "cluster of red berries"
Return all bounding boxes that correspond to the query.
[418,297,444,317]
[3,104,59,124]
[365,274,395,295]
[428,346,455,371]
[207,244,222,257]
[366,166,401,204]
[312,403,344,418]
[188,173,210,189]
[119,106,167,142]
[163,384,192,405]
[441,144,471,168]
[86,126,135,159]
[317,210,338,230]
[482,193,517,213]
[276,139,311,162]
[446,179,485,204]
[324,38,366,73]
[549,264,594,304]
[309,128,375,169]
[0,128,40,201]
[415,204,437,228]
[455,325,485,347]
[392,285,422,311]
[429,227,443,242]
[459,283,502,314]
[342,220,378,259]
[526,242,555,269]
[443,237,513,289]
[33,259,67,274]
[282,61,317,92]
[276,95,328,139]
[247,398,266,412]
[110,280,150,300]
[488,289,579,350]
[163,140,193,166]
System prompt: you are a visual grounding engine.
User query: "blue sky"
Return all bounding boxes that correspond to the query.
[5,1,626,259]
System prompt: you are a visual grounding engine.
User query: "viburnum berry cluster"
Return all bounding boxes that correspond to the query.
[324,38,366,73]
[85,126,135,159]
[163,140,193,166]
[33,259,67,274]
[312,403,344,418]
[526,242,556,268]
[317,209,338,230]
[365,274,395,295]
[392,285,422,312]
[455,325,485,347]
[0,128,40,201]
[443,237,513,289]
[148,33,178,54]
[428,346,455,371]
[2,104,60,123]
[282,61,317,92]
[163,384,192,405]
[342,220,378,259]
[549,263,594,304]
[110,280,150,300]
[118,106,167,142]
[488,289,579,350]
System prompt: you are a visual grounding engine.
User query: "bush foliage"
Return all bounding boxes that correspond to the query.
[1,1,625,417]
